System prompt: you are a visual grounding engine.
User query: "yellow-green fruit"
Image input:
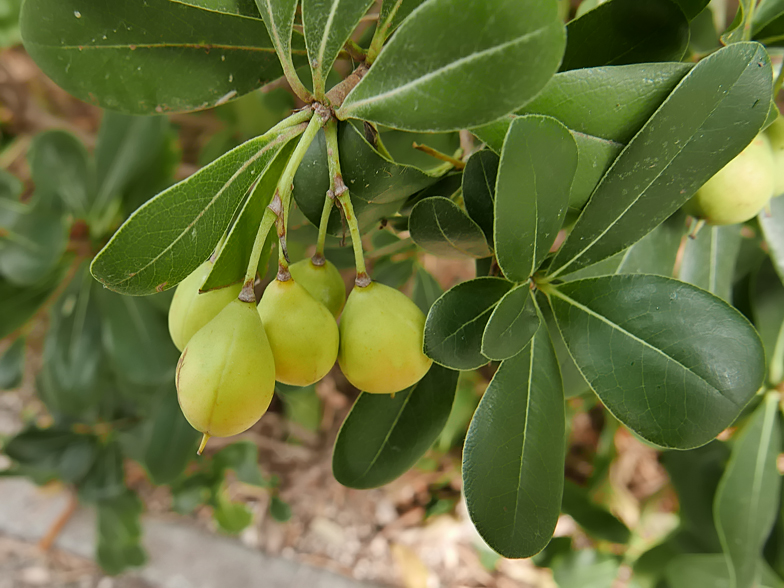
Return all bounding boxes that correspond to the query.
[289,258,346,318]
[176,299,275,439]
[683,134,775,225]
[338,282,432,394]
[766,115,784,196]
[258,278,339,386]
[168,261,241,351]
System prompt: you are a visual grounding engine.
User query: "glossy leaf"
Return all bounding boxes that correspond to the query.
[302,0,373,97]
[715,393,782,588]
[337,0,566,131]
[91,125,303,295]
[20,0,290,114]
[561,0,689,71]
[202,139,296,291]
[495,115,577,281]
[177,0,262,18]
[332,364,458,489]
[142,390,199,485]
[759,195,784,283]
[549,274,766,449]
[561,480,631,544]
[27,130,91,214]
[538,293,591,399]
[0,263,68,339]
[754,0,784,46]
[411,267,443,314]
[409,197,491,259]
[424,277,514,370]
[677,225,742,302]
[0,337,25,390]
[481,285,540,362]
[462,150,498,243]
[0,207,68,286]
[550,43,772,278]
[96,491,146,575]
[463,325,565,558]
[254,0,305,94]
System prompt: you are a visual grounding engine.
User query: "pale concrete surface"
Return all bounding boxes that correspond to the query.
[0,478,387,588]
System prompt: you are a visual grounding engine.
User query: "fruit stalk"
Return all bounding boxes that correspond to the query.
[314,175,335,262]
[324,119,369,286]
[239,208,278,302]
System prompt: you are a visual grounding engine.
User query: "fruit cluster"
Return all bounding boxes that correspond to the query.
[168,257,432,451]
[684,116,784,225]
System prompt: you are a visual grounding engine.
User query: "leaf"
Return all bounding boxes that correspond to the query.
[550,43,772,278]
[569,133,624,211]
[759,195,784,283]
[0,168,24,226]
[666,554,784,588]
[337,0,566,132]
[673,0,710,20]
[462,150,498,243]
[302,0,374,98]
[269,496,292,522]
[548,274,766,449]
[411,267,443,314]
[213,492,253,533]
[213,441,268,487]
[4,426,98,484]
[722,0,754,45]
[551,550,622,588]
[0,337,25,390]
[377,0,428,38]
[481,285,540,362]
[254,0,304,94]
[424,277,514,370]
[0,262,69,339]
[463,325,565,558]
[20,0,292,114]
[561,480,631,544]
[96,491,146,575]
[175,0,262,18]
[754,0,784,46]
[277,383,322,433]
[715,393,783,588]
[561,0,690,71]
[752,259,784,385]
[677,225,742,302]
[91,125,302,295]
[409,197,492,259]
[332,364,458,488]
[27,130,92,214]
[0,206,68,286]
[79,440,126,502]
[202,139,296,291]
[372,256,416,288]
[142,390,199,485]
[0,0,22,47]
[495,115,578,281]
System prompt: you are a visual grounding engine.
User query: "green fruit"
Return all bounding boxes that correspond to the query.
[289,258,346,318]
[176,299,275,446]
[258,278,339,386]
[766,114,784,196]
[683,134,775,225]
[338,282,432,394]
[168,261,241,352]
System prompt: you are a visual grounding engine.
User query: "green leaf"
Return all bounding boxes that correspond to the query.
[214,492,253,533]
[277,383,322,433]
[759,195,784,283]
[754,0,784,45]
[20,0,291,114]
[332,364,458,488]
[677,225,742,302]
[202,139,296,291]
[722,0,754,45]
[269,496,292,522]
[463,325,565,558]
[292,122,442,236]
[550,43,772,278]
[424,277,514,370]
[0,262,69,339]
[96,491,146,575]
[411,266,443,314]
[715,393,782,588]
[548,274,766,449]
[79,440,126,502]
[561,480,631,544]
[551,550,622,588]
[0,0,22,47]
[91,125,302,295]
[302,0,374,97]
[409,197,492,259]
[4,426,98,484]
[462,150,498,243]
[27,130,92,214]
[0,206,68,286]
[495,115,577,281]
[372,256,416,289]
[481,285,540,362]
[0,337,25,390]
[673,0,710,20]
[213,441,268,487]
[176,0,262,18]
[752,259,784,385]
[561,0,689,71]
[666,555,784,588]
[0,168,25,226]
[337,0,566,132]
[377,0,427,38]
[142,390,199,485]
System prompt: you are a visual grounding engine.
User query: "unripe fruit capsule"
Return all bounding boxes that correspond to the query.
[338,281,432,394]
[289,258,346,318]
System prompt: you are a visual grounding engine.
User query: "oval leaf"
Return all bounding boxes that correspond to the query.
[424,277,514,370]
[463,325,565,558]
[409,197,491,259]
[337,0,566,131]
[481,285,540,361]
[332,364,458,489]
[548,274,766,449]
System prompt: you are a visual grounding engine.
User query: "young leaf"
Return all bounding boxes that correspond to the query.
[561,0,689,71]
[561,480,631,544]
[142,390,199,485]
[96,491,146,575]
[715,393,783,588]
[759,195,784,283]
[27,130,92,214]
[481,285,540,362]
[495,115,578,281]
[20,0,291,114]
[302,0,374,98]
[409,197,492,259]
[337,0,566,132]
[411,267,443,314]
[550,43,772,278]
[463,325,565,559]
[424,277,514,370]
[462,150,498,243]
[548,274,766,449]
[91,125,303,295]
[677,224,742,302]
[332,364,458,489]
[202,139,296,291]
[0,337,25,390]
